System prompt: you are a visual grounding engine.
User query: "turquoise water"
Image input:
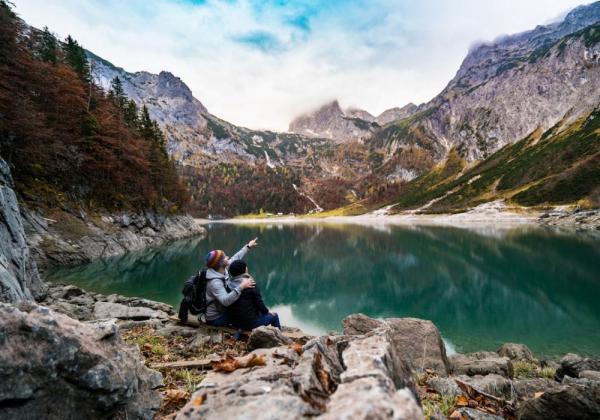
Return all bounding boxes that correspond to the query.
[47,222,600,356]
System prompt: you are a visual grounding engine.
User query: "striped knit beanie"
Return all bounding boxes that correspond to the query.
[205,249,226,269]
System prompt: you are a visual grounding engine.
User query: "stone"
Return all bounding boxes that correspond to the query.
[427,377,463,397]
[93,301,169,320]
[0,303,162,419]
[455,374,513,398]
[555,353,600,381]
[383,317,450,376]
[342,313,384,335]
[450,353,514,378]
[579,370,600,381]
[189,335,211,352]
[339,329,415,392]
[60,285,85,299]
[513,378,561,400]
[456,407,503,419]
[517,378,600,419]
[0,158,46,303]
[176,324,423,419]
[323,380,423,419]
[247,326,293,350]
[497,343,536,362]
[48,300,93,321]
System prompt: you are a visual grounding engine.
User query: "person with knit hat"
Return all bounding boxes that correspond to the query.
[204,238,258,327]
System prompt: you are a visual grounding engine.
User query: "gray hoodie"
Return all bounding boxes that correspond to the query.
[204,245,250,321]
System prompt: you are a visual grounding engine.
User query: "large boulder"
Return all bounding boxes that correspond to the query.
[384,317,450,376]
[0,158,45,303]
[517,378,600,419]
[513,378,561,400]
[342,313,384,335]
[497,343,536,362]
[176,329,423,419]
[450,353,514,378]
[555,353,600,381]
[343,315,449,376]
[0,303,162,419]
[247,326,293,350]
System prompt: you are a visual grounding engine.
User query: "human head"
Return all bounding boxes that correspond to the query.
[205,250,228,270]
[229,260,247,277]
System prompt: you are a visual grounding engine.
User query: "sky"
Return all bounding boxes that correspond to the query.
[14,0,590,131]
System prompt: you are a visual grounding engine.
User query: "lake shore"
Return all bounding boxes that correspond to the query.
[204,202,600,232]
[30,282,600,419]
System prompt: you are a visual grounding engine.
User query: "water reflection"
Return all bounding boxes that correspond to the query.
[47,223,600,356]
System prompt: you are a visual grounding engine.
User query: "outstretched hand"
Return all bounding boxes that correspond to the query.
[247,237,259,248]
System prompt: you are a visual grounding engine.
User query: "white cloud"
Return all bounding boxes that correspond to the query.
[13,0,589,131]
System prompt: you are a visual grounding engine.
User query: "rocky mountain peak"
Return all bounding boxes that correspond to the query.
[345,107,375,122]
[375,103,418,125]
[288,100,378,142]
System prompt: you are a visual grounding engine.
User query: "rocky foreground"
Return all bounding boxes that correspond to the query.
[1,282,597,419]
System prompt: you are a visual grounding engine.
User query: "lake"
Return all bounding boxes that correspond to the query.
[46,222,600,357]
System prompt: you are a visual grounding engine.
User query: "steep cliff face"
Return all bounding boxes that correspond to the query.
[373,3,600,162]
[0,158,45,303]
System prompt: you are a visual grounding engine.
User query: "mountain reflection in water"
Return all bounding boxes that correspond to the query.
[47,223,600,356]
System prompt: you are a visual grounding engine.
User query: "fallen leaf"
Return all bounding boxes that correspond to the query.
[534,392,544,399]
[456,395,469,407]
[212,353,266,373]
[290,342,303,355]
[448,410,462,419]
[191,395,204,406]
[164,389,189,404]
[468,399,478,408]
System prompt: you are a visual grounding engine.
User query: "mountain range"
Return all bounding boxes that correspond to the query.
[86,1,600,216]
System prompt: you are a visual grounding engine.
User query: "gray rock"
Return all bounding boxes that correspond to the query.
[23,206,206,270]
[342,313,384,335]
[93,301,169,320]
[384,317,450,376]
[579,370,600,381]
[456,407,503,420]
[427,376,463,397]
[189,335,211,352]
[247,326,293,350]
[497,343,536,362]
[513,378,561,399]
[0,158,46,303]
[517,378,600,420]
[176,324,423,419]
[556,353,600,381]
[48,300,93,321]
[450,353,514,378]
[323,381,423,419]
[456,374,513,398]
[0,302,162,419]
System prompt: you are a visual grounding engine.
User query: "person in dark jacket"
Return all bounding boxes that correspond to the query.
[227,260,280,331]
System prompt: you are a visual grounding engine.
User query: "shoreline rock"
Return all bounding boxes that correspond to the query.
[0,158,46,302]
[22,208,206,269]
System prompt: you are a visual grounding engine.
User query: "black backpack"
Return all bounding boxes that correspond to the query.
[178,269,207,322]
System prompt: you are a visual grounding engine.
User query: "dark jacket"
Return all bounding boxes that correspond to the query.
[227,274,269,330]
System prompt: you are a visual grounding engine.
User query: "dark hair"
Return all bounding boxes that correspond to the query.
[229,260,247,277]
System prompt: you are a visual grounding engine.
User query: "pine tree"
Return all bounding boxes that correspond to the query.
[109,76,125,108]
[38,26,58,64]
[139,105,154,140]
[123,99,139,129]
[63,35,90,82]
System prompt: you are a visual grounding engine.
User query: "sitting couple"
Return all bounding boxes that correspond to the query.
[204,237,280,331]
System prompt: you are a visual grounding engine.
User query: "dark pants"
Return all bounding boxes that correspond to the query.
[206,312,232,327]
[252,312,281,329]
